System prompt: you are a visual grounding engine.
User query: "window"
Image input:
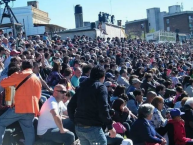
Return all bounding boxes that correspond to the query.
[166,19,169,24]
[147,10,149,13]
[167,27,170,31]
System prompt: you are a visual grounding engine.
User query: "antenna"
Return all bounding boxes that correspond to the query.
[181,2,184,11]
[110,0,112,15]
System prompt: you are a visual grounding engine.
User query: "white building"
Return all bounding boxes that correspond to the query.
[0,1,65,36]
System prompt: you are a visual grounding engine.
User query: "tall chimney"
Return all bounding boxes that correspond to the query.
[27,1,39,9]
[74,5,83,28]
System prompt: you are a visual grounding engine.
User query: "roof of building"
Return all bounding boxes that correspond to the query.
[0,23,22,28]
[125,19,148,24]
[34,23,66,30]
[164,11,193,18]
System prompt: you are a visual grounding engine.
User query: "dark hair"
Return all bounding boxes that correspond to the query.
[33,62,39,68]
[63,68,72,77]
[189,79,193,86]
[182,76,191,87]
[156,85,165,93]
[145,73,152,80]
[82,64,92,75]
[164,81,172,88]
[52,62,61,72]
[151,96,164,109]
[177,93,189,102]
[44,52,50,59]
[120,69,127,75]
[8,66,20,76]
[176,86,183,94]
[23,51,30,56]
[112,98,125,111]
[10,57,18,63]
[133,89,142,97]
[63,56,69,64]
[90,66,105,80]
[113,85,125,96]
[118,93,128,102]
[22,61,33,70]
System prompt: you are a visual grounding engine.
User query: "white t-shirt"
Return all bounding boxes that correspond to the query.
[37,96,66,135]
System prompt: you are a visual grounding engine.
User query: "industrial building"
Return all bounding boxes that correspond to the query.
[125,5,193,39]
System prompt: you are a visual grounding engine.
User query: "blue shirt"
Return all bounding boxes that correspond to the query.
[71,75,79,88]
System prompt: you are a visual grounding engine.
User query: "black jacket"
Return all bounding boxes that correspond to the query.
[67,78,113,130]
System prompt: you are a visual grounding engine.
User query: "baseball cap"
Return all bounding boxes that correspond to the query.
[104,81,116,87]
[170,108,184,118]
[106,72,115,78]
[10,50,20,56]
[132,78,142,84]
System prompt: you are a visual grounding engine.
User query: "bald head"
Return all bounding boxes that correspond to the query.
[54,84,67,92]
[53,84,67,102]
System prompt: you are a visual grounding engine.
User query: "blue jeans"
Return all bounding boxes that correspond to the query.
[75,126,107,145]
[0,108,35,145]
[41,128,75,145]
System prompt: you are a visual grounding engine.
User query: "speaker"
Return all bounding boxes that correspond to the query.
[91,22,96,29]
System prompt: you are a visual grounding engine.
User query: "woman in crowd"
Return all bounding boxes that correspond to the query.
[110,85,125,102]
[130,104,167,145]
[112,98,131,138]
[141,73,156,96]
[46,62,63,88]
[151,96,168,135]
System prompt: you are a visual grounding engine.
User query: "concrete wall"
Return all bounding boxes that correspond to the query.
[147,8,160,31]
[159,12,166,30]
[0,6,46,36]
[104,24,126,38]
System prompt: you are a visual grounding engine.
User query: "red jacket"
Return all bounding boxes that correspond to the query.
[168,119,191,145]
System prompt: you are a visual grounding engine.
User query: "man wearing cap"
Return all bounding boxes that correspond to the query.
[127,78,142,94]
[105,72,115,82]
[104,81,115,105]
[167,108,193,145]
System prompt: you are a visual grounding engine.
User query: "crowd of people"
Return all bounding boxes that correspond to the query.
[0,29,193,145]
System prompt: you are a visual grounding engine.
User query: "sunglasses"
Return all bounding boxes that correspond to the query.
[56,90,67,94]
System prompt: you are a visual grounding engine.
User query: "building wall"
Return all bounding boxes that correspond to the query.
[159,12,166,30]
[164,13,193,34]
[147,8,160,31]
[57,30,96,39]
[104,24,126,38]
[125,20,149,38]
[0,6,48,36]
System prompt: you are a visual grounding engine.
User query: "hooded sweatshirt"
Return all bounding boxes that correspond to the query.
[168,119,191,145]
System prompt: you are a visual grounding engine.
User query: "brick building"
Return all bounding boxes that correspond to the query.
[125,19,149,38]
[164,11,193,35]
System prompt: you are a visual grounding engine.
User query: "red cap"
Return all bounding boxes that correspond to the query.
[10,50,20,56]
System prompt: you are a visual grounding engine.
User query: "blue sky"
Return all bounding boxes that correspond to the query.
[5,0,193,29]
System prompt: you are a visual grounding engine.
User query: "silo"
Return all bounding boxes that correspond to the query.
[75,5,83,28]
